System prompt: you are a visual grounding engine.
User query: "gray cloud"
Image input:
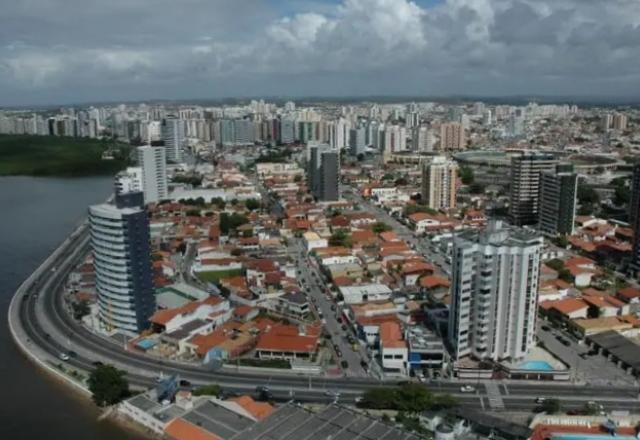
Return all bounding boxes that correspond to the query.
[1,0,640,106]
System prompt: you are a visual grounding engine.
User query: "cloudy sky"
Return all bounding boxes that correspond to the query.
[1,0,640,106]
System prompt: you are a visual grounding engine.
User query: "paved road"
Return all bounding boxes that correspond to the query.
[290,239,369,378]
[9,196,640,412]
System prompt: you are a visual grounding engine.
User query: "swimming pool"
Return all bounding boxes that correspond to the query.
[518,360,554,371]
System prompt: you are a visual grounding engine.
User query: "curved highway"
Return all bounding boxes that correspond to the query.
[10,224,640,411]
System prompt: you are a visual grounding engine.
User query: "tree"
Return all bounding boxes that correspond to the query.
[219,213,249,235]
[211,197,226,209]
[614,185,630,207]
[459,166,474,185]
[193,384,222,396]
[372,222,392,234]
[554,235,569,248]
[293,174,302,182]
[88,365,130,407]
[72,300,90,320]
[541,398,561,414]
[545,258,565,272]
[329,229,351,247]
[577,185,599,205]
[469,183,485,194]
[245,199,260,211]
[359,384,456,413]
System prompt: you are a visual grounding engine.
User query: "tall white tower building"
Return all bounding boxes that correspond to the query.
[137,145,168,204]
[449,221,542,361]
[161,116,184,162]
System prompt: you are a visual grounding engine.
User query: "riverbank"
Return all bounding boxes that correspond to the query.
[0,175,146,439]
[0,134,130,176]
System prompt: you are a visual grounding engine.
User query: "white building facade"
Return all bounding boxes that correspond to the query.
[448,221,542,361]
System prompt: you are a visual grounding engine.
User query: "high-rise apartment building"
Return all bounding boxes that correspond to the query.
[137,145,168,204]
[349,127,366,156]
[89,192,156,335]
[421,156,457,210]
[509,152,557,226]
[115,167,143,196]
[439,123,465,150]
[449,221,542,361]
[161,116,184,162]
[412,125,431,152]
[538,163,578,236]
[308,143,340,202]
[613,113,628,131]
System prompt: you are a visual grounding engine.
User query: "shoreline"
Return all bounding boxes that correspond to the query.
[5,217,152,440]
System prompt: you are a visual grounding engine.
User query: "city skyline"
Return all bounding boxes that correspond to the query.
[3,0,640,106]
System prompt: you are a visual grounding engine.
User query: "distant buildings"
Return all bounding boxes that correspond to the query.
[89,192,156,335]
[349,126,366,156]
[509,152,556,227]
[308,143,340,202]
[115,167,143,196]
[161,116,184,163]
[602,112,628,131]
[439,122,465,150]
[538,163,578,236]
[421,156,458,210]
[412,125,432,152]
[630,164,640,276]
[137,145,168,204]
[449,221,543,361]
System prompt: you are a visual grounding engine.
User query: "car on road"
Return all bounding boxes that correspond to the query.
[336,350,343,357]
[460,385,476,393]
[67,350,77,358]
[341,324,347,331]
[179,379,192,387]
[360,360,368,369]
[324,390,340,400]
[92,361,104,367]
[58,353,70,361]
[535,397,546,404]
[341,360,349,369]
[330,305,336,311]
[541,325,550,331]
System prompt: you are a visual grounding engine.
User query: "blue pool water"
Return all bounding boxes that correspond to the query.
[518,360,554,371]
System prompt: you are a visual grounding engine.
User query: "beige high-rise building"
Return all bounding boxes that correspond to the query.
[421,156,458,210]
[439,122,465,150]
[613,113,628,131]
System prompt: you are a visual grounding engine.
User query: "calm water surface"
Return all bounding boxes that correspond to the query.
[0,176,147,440]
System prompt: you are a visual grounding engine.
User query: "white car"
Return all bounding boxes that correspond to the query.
[460,385,476,393]
[58,353,70,361]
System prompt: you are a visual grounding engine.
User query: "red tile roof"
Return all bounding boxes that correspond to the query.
[255,324,319,353]
[164,418,221,440]
[380,321,406,349]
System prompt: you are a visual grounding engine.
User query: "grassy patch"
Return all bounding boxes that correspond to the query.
[237,358,291,369]
[0,134,130,177]
[196,269,244,283]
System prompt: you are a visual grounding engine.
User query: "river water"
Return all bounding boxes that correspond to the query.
[0,176,146,440]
